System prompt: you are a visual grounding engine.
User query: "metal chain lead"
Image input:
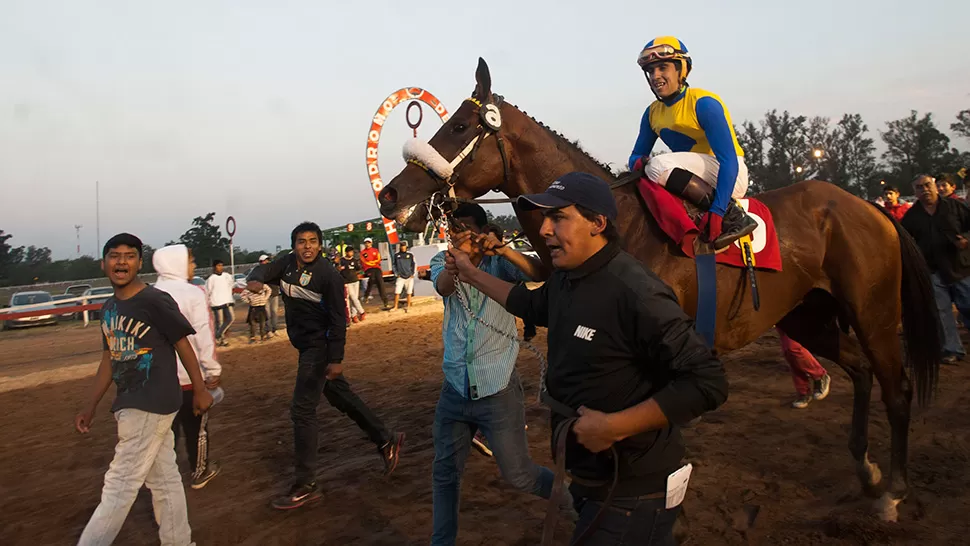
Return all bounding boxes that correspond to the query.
[428,196,548,402]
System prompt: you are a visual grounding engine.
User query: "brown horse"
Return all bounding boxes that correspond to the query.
[378,58,940,522]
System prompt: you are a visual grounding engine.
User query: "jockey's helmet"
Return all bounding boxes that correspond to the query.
[637,36,692,83]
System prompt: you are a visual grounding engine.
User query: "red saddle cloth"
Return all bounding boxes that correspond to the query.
[637,178,783,271]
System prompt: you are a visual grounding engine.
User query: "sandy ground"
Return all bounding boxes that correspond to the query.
[1,297,969,545]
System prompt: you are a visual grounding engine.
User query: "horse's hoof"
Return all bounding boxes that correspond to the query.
[861,481,884,499]
[874,494,901,522]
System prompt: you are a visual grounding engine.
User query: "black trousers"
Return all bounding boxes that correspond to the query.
[291,347,390,485]
[172,390,207,473]
[247,306,267,338]
[362,268,388,305]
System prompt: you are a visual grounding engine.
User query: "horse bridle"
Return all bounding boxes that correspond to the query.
[406,94,513,207]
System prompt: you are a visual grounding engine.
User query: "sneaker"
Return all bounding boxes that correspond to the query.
[351,316,360,324]
[471,430,494,458]
[942,354,962,365]
[359,313,366,322]
[813,374,831,401]
[380,432,405,476]
[249,337,257,344]
[191,462,221,490]
[791,394,812,409]
[271,482,322,510]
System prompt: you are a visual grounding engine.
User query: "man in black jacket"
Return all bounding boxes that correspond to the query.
[248,222,404,510]
[444,172,728,544]
[901,174,970,363]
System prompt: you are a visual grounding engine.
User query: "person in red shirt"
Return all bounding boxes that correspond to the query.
[882,185,911,222]
[360,237,389,309]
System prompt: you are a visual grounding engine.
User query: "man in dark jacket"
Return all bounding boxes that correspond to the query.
[444,172,728,544]
[902,174,970,363]
[248,222,404,509]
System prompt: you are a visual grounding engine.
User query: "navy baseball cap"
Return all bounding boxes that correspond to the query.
[517,172,618,222]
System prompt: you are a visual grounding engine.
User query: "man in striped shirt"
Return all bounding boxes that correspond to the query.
[428,203,560,545]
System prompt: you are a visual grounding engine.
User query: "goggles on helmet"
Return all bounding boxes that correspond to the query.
[637,44,689,69]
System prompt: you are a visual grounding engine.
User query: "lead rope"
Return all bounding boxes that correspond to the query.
[428,195,549,404]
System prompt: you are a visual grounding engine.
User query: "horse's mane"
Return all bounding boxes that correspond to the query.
[510,102,619,180]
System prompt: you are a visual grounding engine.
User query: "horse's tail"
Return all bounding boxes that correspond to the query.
[871,203,941,406]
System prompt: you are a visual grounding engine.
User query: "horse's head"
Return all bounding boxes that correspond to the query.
[379,58,515,232]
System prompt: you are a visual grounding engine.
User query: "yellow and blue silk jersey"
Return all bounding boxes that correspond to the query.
[629,86,744,216]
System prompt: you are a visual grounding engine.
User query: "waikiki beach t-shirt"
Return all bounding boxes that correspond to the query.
[100,286,195,415]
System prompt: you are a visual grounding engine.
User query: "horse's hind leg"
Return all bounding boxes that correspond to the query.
[836,303,913,521]
[778,304,882,497]
[866,334,914,521]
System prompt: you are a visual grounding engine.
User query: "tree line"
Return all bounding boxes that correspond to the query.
[0,212,275,287]
[3,108,967,286]
[736,108,970,198]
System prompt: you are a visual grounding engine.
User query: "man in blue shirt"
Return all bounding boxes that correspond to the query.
[429,203,561,544]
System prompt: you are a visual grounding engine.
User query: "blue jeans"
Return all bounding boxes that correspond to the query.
[211,304,234,341]
[571,493,680,546]
[931,273,970,357]
[266,295,279,332]
[431,371,554,545]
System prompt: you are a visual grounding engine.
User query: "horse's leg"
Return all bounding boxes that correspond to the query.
[866,337,914,521]
[834,304,912,521]
[778,309,882,497]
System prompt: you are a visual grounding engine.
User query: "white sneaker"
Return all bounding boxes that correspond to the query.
[813,374,831,401]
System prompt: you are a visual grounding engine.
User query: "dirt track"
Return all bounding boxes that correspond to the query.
[1,300,969,545]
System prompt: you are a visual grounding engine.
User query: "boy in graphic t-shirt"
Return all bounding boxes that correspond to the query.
[74,233,213,546]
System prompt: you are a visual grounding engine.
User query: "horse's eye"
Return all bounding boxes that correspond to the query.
[452,123,467,133]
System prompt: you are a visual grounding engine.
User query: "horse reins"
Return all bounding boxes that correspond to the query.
[540,392,621,546]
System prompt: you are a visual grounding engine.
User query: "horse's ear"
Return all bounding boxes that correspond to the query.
[474,57,492,101]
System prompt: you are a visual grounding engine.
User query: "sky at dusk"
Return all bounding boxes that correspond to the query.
[2,0,968,258]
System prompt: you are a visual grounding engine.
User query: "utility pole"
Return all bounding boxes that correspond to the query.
[75,225,83,257]
[95,181,101,256]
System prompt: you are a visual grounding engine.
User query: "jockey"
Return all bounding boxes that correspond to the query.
[629,36,757,250]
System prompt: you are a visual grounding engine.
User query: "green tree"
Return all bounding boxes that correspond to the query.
[177,213,229,267]
[485,212,522,234]
[824,114,877,196]
[800,116,836,182]
[141,244,156,274]
[952,109,970,141]
[0,229,24,280]
[881,111,954,189]
[763,110,808,190]
[23,246,52,267]
[736,121,768,193]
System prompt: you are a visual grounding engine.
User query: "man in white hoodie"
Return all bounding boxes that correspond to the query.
[154,245,223,489]
[206,259,235,346]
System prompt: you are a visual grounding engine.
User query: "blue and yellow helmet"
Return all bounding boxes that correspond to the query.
[637,36,692,82]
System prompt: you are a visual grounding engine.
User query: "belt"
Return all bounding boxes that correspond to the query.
[540,391,620,546]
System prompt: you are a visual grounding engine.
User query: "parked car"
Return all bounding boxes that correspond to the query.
[81,287,115,319]
[64,284,92,297]
[51,294,79,319]
[3,291,58,330]
[191,276,205,287]
[509,239,540,260]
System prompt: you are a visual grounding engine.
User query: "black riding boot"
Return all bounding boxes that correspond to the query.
[665,167,757,249]
[715,200,758,249]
